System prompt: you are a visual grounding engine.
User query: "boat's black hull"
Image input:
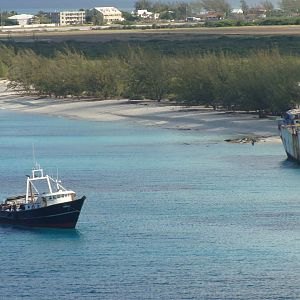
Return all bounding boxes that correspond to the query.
[0,196,86,228]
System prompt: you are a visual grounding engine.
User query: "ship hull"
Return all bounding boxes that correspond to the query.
[0,196,85,228]
[279,125,300,163]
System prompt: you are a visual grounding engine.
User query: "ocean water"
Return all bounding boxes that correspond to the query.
[0,110,299,299]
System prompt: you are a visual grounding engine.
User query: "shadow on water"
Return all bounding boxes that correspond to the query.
[0,224,83,239]
[279,158,300,169]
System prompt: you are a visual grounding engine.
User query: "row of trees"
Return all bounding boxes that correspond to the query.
[134,0,231,16]
[135,0,191,19]
[280,0,300,13]
[134,0,300,17]
[0,46,300,114]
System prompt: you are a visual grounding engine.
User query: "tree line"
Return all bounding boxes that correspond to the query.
[0,45,300,114]
[134,0,300,18]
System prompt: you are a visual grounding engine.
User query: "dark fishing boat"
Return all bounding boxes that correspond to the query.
[0,163,86,228]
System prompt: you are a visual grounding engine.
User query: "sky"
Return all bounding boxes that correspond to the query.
[0,0,279,12]
[0,1,135,11]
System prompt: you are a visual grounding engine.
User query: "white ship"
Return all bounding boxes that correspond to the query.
[279,109,300,162]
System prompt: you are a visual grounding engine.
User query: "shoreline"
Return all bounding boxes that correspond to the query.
[0,80,281,143]
[2,26,300,43]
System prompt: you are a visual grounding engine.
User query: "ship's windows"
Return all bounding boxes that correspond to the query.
[53,196,56,199]
[49,196,52,200]
[57,195,61,198]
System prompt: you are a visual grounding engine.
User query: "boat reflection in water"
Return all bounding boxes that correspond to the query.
[0,163,86,228]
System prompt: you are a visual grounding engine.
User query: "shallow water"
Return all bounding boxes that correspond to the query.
[0,110,299,299]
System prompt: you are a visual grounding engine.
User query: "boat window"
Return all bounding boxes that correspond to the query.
[53,196,56,199]
[57,195,61,198]
[49,196,52,200]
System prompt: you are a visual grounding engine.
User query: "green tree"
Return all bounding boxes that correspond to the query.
[35,11,51,24]
[260,0,274,11]
[240,0,249,14]
[125,48,171,101]
[86,9,103,25]
[260,0,274,16]
[279,0,300,13]
[201,0,232,14]
[121,11,139,22]
[84,57,126,99]
[151,2,169,12]
[173,2,190,19]
[235,51,300,113]
[171,55,215,105]
[190,1,204,14]
[135,0,153,11]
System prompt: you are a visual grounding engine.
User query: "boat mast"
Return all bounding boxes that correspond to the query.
[29,181,34,202]
[25,176,30,203]
[46,175,53,193]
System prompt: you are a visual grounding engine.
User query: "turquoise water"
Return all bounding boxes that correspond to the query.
[0,110,299,299]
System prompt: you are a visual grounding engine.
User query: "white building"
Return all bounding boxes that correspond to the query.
[231,9,243,14]
[93,7,123,24]
[8,14,34,26]
[136,10,153,18]
[135,10,159,20]
[51,11,85,26]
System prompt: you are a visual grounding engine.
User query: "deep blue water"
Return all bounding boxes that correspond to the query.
[0,110,299,299]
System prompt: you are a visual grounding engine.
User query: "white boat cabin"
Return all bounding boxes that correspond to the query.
[1,164,76,212]
[24,165,76,209]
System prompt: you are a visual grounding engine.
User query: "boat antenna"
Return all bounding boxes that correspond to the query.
[56,167,60,190]
[32,144,39,168]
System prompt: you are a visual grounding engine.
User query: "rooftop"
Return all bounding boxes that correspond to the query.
[8,14,34,20]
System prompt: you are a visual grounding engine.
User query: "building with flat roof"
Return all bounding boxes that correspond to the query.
[50,11,85,26]
[93,7,123,24]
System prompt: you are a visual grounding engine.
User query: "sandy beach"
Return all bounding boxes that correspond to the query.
[0,80,281,142]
